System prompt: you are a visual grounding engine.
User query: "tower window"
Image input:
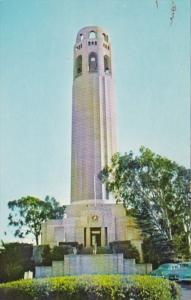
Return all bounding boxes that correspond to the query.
[89,52,98,72]
[103,33,108,42]
[77,33,84,43]
[89,31,96,39]
[80,34,84,41]
[75,55,82,77]
[88,41,97,46]
[104,55,111,74]
[76,44,82,50]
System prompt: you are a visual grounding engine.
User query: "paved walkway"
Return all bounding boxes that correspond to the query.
[180,284,191,300]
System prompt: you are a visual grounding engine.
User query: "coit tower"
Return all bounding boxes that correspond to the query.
[71,26,117,202]
[42,26,142,253]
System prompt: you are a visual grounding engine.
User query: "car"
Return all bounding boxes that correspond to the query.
[150,263,180,279]
[169,262,191,282]
[179,262,191,268]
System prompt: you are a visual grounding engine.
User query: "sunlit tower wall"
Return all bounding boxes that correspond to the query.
[71,26,117,203]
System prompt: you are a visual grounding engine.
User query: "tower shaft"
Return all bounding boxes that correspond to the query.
[71,26,117,202]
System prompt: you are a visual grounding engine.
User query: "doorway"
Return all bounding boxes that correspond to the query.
[90,227,101,246]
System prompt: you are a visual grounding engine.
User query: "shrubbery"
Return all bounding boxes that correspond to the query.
[96,247,113,254]
[79,246,112,255]
[0,243,34,283]
[52,245,72,260]
[34,244,78,266]
[0,275,180,300]
[110,241,140,263]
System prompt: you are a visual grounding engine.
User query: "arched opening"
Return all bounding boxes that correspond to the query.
[89,31,96,39]
[89,52,98,72]
[104,55,111,73]
[80,33,84,41]
[102,33,108,42]
[75,55,82,77]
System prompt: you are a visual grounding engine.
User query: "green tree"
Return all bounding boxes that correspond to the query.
[44,196,65,219]
[100,147,191,262]
[8,196,65,245]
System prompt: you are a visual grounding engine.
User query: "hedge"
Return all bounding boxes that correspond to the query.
[0,274,180,300]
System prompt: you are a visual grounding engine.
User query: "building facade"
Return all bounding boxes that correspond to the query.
[41,26,142,255]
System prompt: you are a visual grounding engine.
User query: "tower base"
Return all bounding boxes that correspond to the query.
[41,200,143,258]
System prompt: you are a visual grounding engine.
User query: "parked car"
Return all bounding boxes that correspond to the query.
[150,263,180,279]
[150,262,191,282]
[168,262,191,282]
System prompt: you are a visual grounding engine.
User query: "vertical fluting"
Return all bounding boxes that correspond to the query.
[71,26,117,202]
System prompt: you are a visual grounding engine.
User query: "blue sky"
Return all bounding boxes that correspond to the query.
[0,0,190,242]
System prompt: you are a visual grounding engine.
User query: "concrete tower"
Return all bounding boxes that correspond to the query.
[41,27,142,255]
[71,26,117,202]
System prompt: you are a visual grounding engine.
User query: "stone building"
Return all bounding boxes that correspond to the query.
[41,26,142,255]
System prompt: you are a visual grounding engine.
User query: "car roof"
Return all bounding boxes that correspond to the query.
[160,263,178,266]
[179,262,191,266]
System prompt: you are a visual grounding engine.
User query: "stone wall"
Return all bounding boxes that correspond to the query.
[135,263,153,274]
[123,259,136,274]
[52,261,65,277]
[64,254,123,275]
[35,254,152,278]
[35,266,52,278]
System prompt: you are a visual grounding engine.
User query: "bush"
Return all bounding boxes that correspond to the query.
[79,247,93,255]
[52,246,73,260]
[0,275,180,300]
[33,245,51,266]
[41,245,52,266]
[0,243,34,283]
[110,241,140,263]
[58,242,79,248]
[96,247,113,254]
[78,246,112,255]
